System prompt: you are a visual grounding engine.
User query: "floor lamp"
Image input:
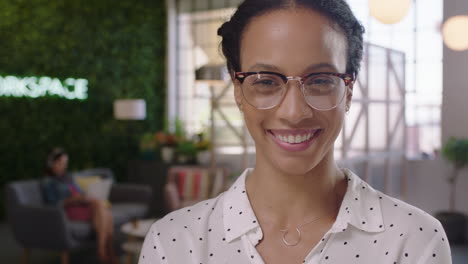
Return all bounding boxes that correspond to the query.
[113,99,147,155]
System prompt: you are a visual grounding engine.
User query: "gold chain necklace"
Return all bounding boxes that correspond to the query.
[279,186,341,247]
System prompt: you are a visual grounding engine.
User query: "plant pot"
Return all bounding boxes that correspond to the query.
[177,154,189,164]
[434,211,466,244]
[197,151,211,165]
[140,150,156,160]
[161,147,175,163]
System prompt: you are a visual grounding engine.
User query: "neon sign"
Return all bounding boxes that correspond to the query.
[0,75,88,100]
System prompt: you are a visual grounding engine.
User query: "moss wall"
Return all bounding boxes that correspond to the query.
[0,0,166,218]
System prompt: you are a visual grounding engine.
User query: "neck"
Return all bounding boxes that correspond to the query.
[246,151,346,229]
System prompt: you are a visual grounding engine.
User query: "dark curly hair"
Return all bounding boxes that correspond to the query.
[217,0,365,76]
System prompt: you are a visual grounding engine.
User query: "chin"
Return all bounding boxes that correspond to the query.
[265,151,325,176]
[261,135,333,175]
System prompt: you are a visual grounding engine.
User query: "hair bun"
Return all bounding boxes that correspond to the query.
[217,21,230,37]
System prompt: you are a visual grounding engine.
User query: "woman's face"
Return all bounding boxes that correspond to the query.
[52,154,68,176]
[235,8,353,175]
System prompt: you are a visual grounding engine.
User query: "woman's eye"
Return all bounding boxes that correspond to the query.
[253,79,277,86]
[309,77,333,85]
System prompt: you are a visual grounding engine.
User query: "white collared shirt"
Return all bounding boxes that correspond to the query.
[139,168,452,263]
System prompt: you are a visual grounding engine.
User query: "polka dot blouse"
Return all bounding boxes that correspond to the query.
[139,168,452,263]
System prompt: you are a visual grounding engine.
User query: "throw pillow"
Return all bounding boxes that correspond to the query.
[74,176,112,207]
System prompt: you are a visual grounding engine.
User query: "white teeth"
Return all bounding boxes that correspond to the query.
[275,132,317,144]
[295,135,301,143]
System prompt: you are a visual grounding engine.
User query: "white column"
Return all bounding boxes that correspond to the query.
[166,0,178,131]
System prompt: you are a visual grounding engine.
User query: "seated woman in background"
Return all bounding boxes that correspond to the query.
[41,147,117,264]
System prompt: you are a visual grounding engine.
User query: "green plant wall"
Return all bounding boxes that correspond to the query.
[0,0,166,219]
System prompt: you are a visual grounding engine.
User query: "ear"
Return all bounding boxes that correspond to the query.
[232,72,244,112]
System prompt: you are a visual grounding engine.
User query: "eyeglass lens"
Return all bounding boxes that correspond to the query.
[241,73,346,110]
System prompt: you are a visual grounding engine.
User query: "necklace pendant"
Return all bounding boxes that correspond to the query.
[280,227,301,246]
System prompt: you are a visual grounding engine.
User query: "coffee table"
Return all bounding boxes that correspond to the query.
[120,218,157,264]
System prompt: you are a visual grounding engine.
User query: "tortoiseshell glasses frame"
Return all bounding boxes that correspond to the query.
[234,71,355,111]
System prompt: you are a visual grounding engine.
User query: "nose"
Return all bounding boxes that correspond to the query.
[275,80,314,125]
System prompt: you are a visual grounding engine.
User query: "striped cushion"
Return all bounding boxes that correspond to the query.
[175,168,226,201]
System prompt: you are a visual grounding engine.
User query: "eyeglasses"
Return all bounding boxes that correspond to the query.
[234,71,355,111]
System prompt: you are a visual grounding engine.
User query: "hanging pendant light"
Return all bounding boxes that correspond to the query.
[369,0,411,25]
[442,16,468,51]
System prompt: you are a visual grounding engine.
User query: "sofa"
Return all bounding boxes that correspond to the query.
[6,168,152,264]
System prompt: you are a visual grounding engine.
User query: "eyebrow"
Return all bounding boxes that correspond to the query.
[247,62,339,73]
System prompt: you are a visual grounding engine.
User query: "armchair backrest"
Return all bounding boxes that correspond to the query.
[6,180,44,207]
[6,180,74,250]
[6,180,45,235]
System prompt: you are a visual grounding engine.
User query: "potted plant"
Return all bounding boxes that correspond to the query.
[155,131,178,163]
[139,132,157,160]
[174,117,187,141]
[436,137,468,244]
[195,132,212,165]
[175,140,198,164]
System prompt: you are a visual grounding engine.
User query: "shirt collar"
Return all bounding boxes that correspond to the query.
[223,168,259,243]
[223,168,385,243]
[331,168,385,234]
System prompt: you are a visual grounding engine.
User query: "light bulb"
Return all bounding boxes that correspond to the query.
[369,0,411,25]
[442,16,468,51]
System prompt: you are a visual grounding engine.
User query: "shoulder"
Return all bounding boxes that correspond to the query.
[151,192,226,242]
[380,192,442,229]
[142,193,227,262]
[141,192,251,263]
[345,169,450,262]
[344,168,443,237]
[372,192,452,262]
[377,191,446,245]
[333,169,451,263]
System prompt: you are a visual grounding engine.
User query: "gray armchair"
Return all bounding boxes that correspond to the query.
[6,168,152,264]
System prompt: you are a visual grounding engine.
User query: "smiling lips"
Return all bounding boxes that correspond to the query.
[269,129,321,143]
[267,129,322,151]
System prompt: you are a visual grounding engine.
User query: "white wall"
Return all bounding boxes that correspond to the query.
[405,158,468,215]
[404,0,468,217]
[441,0,468,142]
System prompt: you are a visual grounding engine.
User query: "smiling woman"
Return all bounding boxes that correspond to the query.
[139,1,452,264]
